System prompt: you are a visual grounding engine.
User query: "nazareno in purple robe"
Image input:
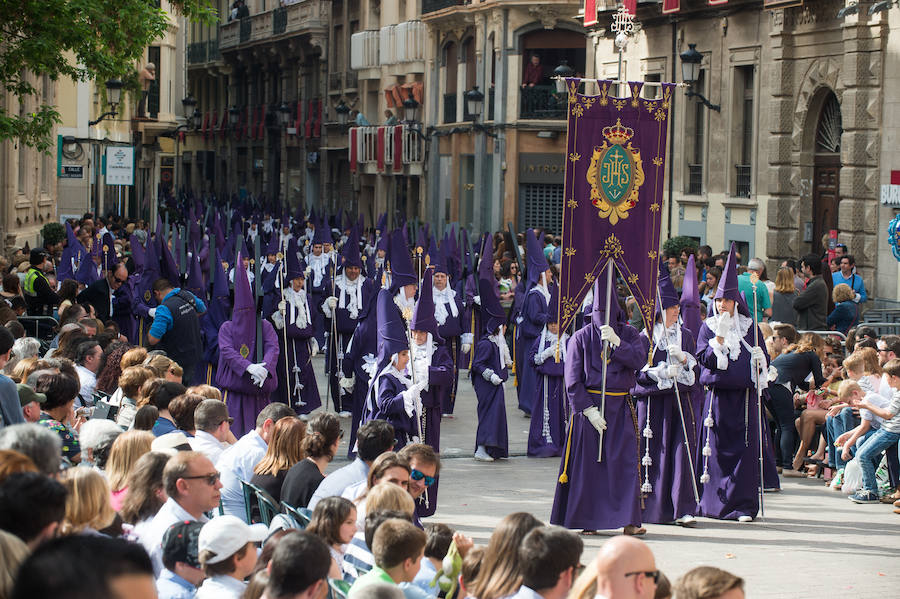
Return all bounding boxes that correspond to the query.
[216,319,280,436]
[516,285,552,416]
[471,335,510,459]
[341,297,378,457]
[551,320,646,532]
[695,311,779,520]
[369,368,419,451]
[632,322,700,524]
[526,332,568,458]
[273,288,321,416]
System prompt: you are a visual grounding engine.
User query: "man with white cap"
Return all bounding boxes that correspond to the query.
[196,515,268,599]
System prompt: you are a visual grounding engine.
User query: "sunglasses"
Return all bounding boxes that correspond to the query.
[625,570,660,584]
[181,472,221,486]
[409,469,436,487]
[113,276,128,284]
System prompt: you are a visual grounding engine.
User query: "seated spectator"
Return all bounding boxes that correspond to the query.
[106,430,154,511]
[350,518,426,595]
[0,471,68,550]
[73,339,103,405]
[0,449,38,483]
[0,530,28,599]
[150,381,187,436]
[468,512,542,599]
[134,404,160,431]
[674,566,745,599]
[263,531,332,599]
[828,283,858,334]
[77,417,122,470]
[95,340,130,395]
[343,486,416,582]
[250,416,306,504]
[196,515,267,599]
[281,412,342,509]
[34,372,82,465]
[115,366,155,429]
[0,326,25,427]
[158,520,205,599]
[186,384,222,400]
[16,380,46,422]
[0,422,61,476]
[138,451,222,574]
[308,419,394,511]
[306,496,358,579]
[459,546,486,599]
[169,393,205,436]
[10,535,156,599]
[344,452,410,528]
[570,536,658,599]
[121,451,170,526]
[511,526,584,599]
[217,402,296,521]
[398,443,441,522]
[190,398,234,463]
[59,467,116,536]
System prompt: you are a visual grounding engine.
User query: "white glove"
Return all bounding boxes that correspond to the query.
[854,292,861,303]
[246,363,269,387]
[414,361,429,383]
[666,363,681,379]
[714,311,732,338]
[304,266,312,279]
[402,382,427,416]
[325,296,338,309]
[339,375,355,391]
[583,406,607,433]
[148,307,157,319]
[750,346,767,369]
[461,343,472,354]
[271,311,285,329]
[534,352,545,365]
[490,373,503,386]
[599,325,620,348]
[309,338,319,357]
[481,368,496,383]
[667,344,685,363]
[473,295,481,306]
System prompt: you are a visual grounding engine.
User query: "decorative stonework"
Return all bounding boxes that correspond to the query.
[792,58,842,152]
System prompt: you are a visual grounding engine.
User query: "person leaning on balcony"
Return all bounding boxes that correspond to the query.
[522,54,544,88]
[384,110,398,126]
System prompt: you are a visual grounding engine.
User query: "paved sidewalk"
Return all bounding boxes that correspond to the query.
[311,357,900,597]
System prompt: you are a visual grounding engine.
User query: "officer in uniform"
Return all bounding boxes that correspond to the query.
[147,278,206,385]
[24,249,60,338]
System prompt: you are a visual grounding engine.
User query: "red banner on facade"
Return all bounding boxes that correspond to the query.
[313,99,322,138]
[624,0,636,14]
[662,0,681,13]
[709,0,727,5]
[393,125,402,171]
[584,0,597,26]
[349,127,358,173]
[305,100,313,138]
[376,127,385,172]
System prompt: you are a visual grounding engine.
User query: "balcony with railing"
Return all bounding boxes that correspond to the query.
[219,0,327,51]
[687,164,703,195]
[443,93,457,124]
[350,30,380,73]
[520,85,567,120]
[735,165,752,198]
[329,72,344,92]
[350,124,424,174]
[188,42,207,64]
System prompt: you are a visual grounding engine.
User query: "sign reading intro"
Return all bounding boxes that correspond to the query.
[106,146,134,186]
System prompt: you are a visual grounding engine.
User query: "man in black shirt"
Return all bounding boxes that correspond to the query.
[23,250,59,317]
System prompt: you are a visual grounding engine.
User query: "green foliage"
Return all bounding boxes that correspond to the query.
[0,0,217,151]
[662,236,699,258]
[41,222,66,246]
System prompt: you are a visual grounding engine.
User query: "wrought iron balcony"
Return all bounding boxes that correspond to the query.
[349,124,424,170]
[443,93,457,124]
[208,38,221,61]
[329,72,343,91]
[187,42,207,64]
[219,0,327,50]
[520,85,567,120]
[273,6,287,34]
[239,17,252,42]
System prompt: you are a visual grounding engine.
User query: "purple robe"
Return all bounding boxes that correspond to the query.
[325,276,374,413]
[516,286,551,415]
[526,334,568,458]
[274,291,321,416]
[370,371,418,450]
[216,319,280,436]
[415,343,454,519]
[551,323,645,531]
[435,290,464,415]
[471,336,509,459]
[342,298,378,456]
[632,324,700,524]
[695,315,771,520]
[461,274,480,370]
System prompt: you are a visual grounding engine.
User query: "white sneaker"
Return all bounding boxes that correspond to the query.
[675,515,697,528]
[338,411,351,419]
[737,515,753,523]
[474,446,494,462]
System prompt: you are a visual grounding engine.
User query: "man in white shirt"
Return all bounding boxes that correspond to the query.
[307,419,395,510]
[190,399,233,463]
[138,451,223,575]
[506,527,583,599]
[73,339,103,406]
[217,402,295,522]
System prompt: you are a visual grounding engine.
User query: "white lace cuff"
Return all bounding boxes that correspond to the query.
[707,337,730,371]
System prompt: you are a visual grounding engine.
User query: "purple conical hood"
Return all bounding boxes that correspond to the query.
[460,228,472,277]
[375,213,387,234]
[411,268,442,343]
[388,229,416,289]
[415,226,427,253]
[657,262,679,311]
[100,232,118,270]
[185,250,204,300]
[680,254,702,341]
[265,233,280,256]
[129,234,146,273]
[547,284,560,324]
[75,249,100,285]
[212,248,230,299]
[432,239,449,275]
[312,215,330,246]
[715,242,751,316]
[159,237,180,283]
[230,250,257,341]
[525,229,548,288]
[591,267,624,333]
[477,233,494,286]
[426,237,440,271]
[376,289,410,363]
[376,233,389,254]
[341,226,363,270]
[286,238,304,281]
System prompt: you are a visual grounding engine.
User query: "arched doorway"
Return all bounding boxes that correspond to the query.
[811,92,842,250]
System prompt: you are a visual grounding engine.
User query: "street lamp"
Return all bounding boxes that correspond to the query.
[868,0,896,15]
[335,99,351,126]
[553,60,575,93]
[402,90,419,123]
[680,44,720,112]
[837,2,859,17]
[229,106,241,126]
[89,79,124,126]
[465,86,484,120]
[277,102,292,127]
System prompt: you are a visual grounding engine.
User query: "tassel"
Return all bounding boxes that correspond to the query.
[558,473,569,484]
[642,426,653,439]
[704,416,714,428]
[641,481,652,493]
[700,472,710,484]
[642,454,653,467]
[702,444,711,457]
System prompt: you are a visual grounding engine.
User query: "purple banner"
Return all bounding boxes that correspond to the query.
[558,79,674,332]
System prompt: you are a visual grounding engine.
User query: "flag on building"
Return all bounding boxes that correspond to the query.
[557,78,675,333]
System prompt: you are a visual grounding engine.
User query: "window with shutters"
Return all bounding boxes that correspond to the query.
[518,184,564,234]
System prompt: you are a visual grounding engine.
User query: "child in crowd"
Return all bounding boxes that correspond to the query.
[306,496,358,580]
[195,515,267,599]
[350,518,427,594]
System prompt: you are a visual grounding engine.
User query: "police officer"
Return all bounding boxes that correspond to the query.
[147,278,206,385]
[23,249,60,317]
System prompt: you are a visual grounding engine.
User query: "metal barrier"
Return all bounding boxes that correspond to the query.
[846,322,900,337]
[796,330,847,343]
[16,316,59,341]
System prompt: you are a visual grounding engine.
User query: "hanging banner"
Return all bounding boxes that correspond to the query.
[558,79,674,332]
[584,0,598,26]
[105,146,134,186]
[662,0,681,13]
